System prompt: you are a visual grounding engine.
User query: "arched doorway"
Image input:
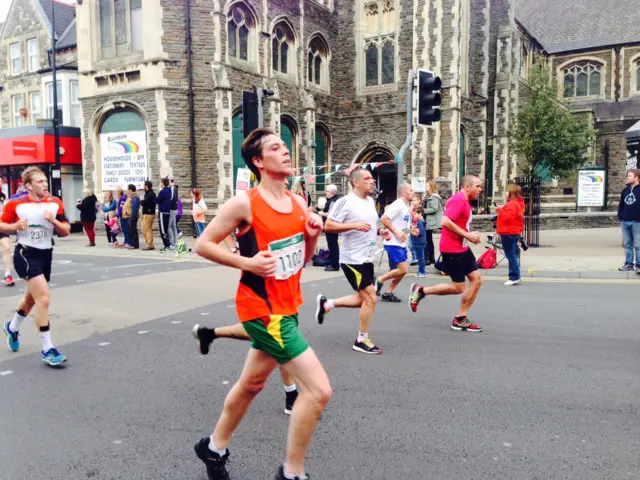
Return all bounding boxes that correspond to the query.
[314,124,330,193]
[356,143,397,215]
[232,111,245,187]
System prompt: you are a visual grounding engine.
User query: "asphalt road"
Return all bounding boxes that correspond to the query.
[0,270,639,480]
[0,252,209,297]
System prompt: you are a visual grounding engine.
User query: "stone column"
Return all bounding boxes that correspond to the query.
[212,65,234,201]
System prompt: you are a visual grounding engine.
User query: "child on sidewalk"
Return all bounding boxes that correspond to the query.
[106,211,121,247]
[411,206,427,277]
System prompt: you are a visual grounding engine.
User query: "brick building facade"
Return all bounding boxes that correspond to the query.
[70,0,639,212]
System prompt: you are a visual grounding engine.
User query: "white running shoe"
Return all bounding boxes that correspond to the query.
[504,279,521,286]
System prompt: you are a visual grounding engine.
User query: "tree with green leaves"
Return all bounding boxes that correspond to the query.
[509,62,597,178]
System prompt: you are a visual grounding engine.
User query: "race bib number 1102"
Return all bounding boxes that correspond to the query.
[268,233,305,280]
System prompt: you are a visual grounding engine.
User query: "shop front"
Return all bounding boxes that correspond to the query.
[0,126,83,225]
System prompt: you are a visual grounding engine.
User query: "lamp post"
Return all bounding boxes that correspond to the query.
[50,0,62,199]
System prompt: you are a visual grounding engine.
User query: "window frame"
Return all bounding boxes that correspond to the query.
[27,38,39,72]
[45,81,64,125]
[70,81,81,127]
[30,92,41,124]
[99,0,143,59]
[360,0,398,93]
[307,34,330,92]
[561,61,603,99]
[271,20,296,80]
[12,94,24,127]
[226,2,258,70]
[10,42,21,76]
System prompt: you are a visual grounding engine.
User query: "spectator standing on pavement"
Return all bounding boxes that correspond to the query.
[497,184,525,286]
[77,188,98,247]
[423,181,443,265]
[101,191,117,245]
[156,178,173,251]
[176,197,183,239]
[618,168,640,272]
[124,184,140,249]
[141,181,156,250]
[106,211,121,247]
[411,205,427,277]
[116,186,130,247]
[167,175,179,247]
[190,188,208,237]
[409,193,422,265]
[317,184,341,271]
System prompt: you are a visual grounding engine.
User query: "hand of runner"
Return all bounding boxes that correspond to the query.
[395,231,407,243]
[15,219,28,231]
[466,231,481,245]
[380,228,392,241]
[306,209,323,237]
[245,251,277,277]
[353,222,371,232]
[43,211,54,223]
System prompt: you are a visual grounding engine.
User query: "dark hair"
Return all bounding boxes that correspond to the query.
[414,206,425,216]
[161,178,170,187]
[127,184,136,192]
[241,128,275,183]
[144,180,153,189]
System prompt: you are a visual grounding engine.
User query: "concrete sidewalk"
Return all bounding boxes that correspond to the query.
[57,227,636,279]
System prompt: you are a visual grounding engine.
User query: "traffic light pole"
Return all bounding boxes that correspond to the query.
[395,69,415,190]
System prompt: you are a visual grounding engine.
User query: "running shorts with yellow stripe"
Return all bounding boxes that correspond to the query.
[341,262,375,291]
[243,314,309,364]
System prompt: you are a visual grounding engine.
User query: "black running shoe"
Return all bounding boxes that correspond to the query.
[381,292,401,303]
[352,337,382,355]
[315,295,327,325]
[375,277,384,296]
[192,324,216,355]
[285,389,299,415]
[274,465,309,479]
[194,437,231,480]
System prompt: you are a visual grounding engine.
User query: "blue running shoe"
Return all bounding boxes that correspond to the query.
[41,348,67,367]
[3,321,19,352]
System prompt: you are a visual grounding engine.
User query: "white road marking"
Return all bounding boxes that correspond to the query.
[100,261,184,272]
[226,305,234,308]
[310,284,318,287]
[503,443,512,447]
[222,381,229,385]
[77,280,84,283]
[113,440,122,445]
[49,284,57,287]
[201,312,210,315]
[125,273,132,276]
[171,320,182,324]
[0,371,13,376]
[101,276,109,279]
[137,331,148,335]
[98,342,111,347]
[55,260,72,264]
[328,281,334,284]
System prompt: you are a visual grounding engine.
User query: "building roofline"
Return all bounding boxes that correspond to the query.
[56,17,76,49]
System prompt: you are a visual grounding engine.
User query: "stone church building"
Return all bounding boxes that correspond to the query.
[69,0,640,211]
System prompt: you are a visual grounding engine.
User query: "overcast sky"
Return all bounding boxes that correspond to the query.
[1,0,76,24]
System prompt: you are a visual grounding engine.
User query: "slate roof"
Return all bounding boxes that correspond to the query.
[515,0,640,54]
[38,0,76,39]
[56,18,76,49]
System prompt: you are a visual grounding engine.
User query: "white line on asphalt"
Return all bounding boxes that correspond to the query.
[310,284,318,287]
[113,440,122,445]
[503,443,512,447]
[222,381,229,385]
[226,305,234,308]
[77,280,84,283]
[49,284,57,287]
[94,261,187,272]
[0,371,13,376]
[328,281,334,284]
[201,312,210,315]
[125,273,132,276]
[171,320,182,324]
[98,342,110,347]
[101,276,109,279]
[137,331,148,335]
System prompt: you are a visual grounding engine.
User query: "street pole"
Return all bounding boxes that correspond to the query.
[395,69,415,189]
[51,0,62,199]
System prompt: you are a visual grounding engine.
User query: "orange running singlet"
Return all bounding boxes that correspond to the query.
[235,188,307,322]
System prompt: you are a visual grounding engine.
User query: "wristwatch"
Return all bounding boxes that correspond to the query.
[230,247,238,253]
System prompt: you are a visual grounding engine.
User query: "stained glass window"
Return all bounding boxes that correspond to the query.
[381,41,394,84]
[366,43,378,86]
[563,63,601,98]
[228,5,253,62]
[363,1,396,87]
[308,35,329,86]
[273,22,294,74]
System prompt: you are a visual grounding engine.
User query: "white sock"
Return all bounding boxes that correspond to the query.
[4,270,10,277]
[40,330,54,352]
[208,436,227,456]
[357,332,368,342]
[284,470,307,480]
[284,383,297,393]
[325,299,334,310]
[9,311,26,332]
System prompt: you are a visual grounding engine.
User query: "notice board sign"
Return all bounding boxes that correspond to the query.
[100,130,148,190]
[577,167,606,208]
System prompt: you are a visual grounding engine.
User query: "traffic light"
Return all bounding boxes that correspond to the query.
[417,69,442,126]
[242,88,275,138]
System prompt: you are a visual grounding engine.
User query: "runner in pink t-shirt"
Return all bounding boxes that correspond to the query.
[407,175,485,332]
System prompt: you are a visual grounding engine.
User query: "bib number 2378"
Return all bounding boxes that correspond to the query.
[268,233,305,280]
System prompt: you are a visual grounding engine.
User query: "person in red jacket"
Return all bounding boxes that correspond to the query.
[497,184,525,286]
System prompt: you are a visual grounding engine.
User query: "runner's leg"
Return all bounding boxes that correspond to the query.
[386,261,408,293]
[280,347,332,477]
[457,270,482,317]
[211,348,278,450]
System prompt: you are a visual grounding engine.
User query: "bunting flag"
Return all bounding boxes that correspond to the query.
[303,166,311,174]
[308,175,316,183]
[334,165,342,172]
[293,176,302,184]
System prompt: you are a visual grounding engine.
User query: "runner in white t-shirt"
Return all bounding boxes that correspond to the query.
[314,167,390,354]
[375,183,417,302]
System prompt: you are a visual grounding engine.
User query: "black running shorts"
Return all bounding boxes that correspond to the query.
[441,249,478,283]
[341,263,375,291]
[13,244,53,282]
